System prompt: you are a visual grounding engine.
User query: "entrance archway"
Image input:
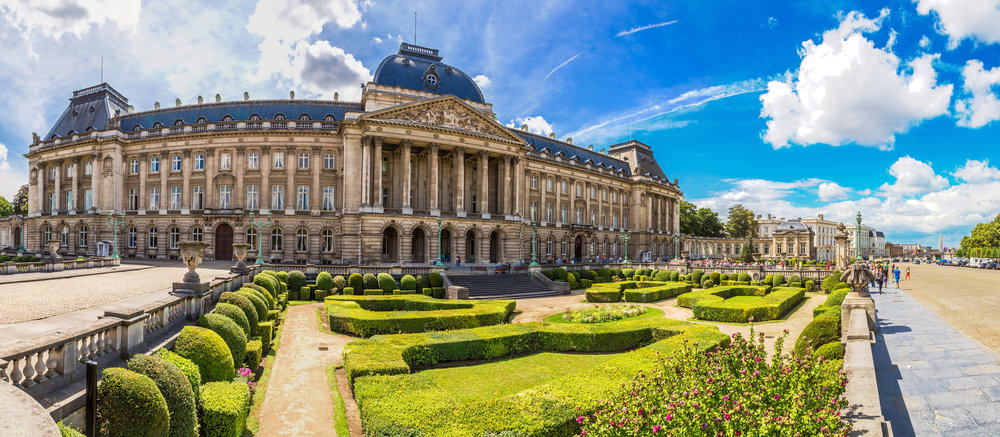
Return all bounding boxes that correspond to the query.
[215,224,233,261]
[441,229,452,263]
[382,227,399,263]
[411,228,426,263]
[12,226,20,250]
[574,235,583,261]
[489,231,501,263]
[465,230,477,263]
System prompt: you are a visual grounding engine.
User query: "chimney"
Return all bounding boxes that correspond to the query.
[767,214,772,219]
[244,92,249,101]
[197,96,204,104]
[127,105,134,114]
[154,101,161,110]
[818,213,824,220]
[175,98,182,107]
[588,145,594,151]
[757,215,761,219]
[599,148,606,154]
[549,132,556,139]
[215,94,222,103]
[290,90,295,99]
[566,137,572,144]
[334,92,339,102]
[521,124,528,131]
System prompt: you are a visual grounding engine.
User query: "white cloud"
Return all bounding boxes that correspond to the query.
[919,35,932,49]
[878,156,949,196]
[759,9,953,149]
[0,141,25,200]
[372,36,382,44]
[246,0,361,42]
[543,52,584,82]
[768,17,778,29]
[506,116,555,136]
[951,159,1000,183]
[0,0,140,39]
[955,59,1000,128]
[615,20,678,37]
[858,188,873,196]
[915,0,1000,49]
[473,75,491,90]
[818,182,850,201]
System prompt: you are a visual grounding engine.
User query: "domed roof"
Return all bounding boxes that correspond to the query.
[372,43,485,104]
[776,221,810,232]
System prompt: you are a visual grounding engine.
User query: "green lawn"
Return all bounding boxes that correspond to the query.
[542,305,665,324]
[418,352,619,404]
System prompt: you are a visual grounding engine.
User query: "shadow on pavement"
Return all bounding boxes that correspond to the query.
[873,321,916,437]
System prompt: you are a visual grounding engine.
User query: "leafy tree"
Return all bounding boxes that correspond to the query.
[696,207,726,237]
[679,201,699,235]
[959,215,1000,254]
[739,236,755,264]
[956,248,965,257]
[0,197,11,217]
[11,185,28,215]
[726,204,758,238]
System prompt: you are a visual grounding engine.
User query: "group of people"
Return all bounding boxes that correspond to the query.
[868,261,908,293]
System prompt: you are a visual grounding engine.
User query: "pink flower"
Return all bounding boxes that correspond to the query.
[652,425,661,433]
[577,416,584,424]
[774,394,780,401]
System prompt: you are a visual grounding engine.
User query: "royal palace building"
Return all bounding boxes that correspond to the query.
[22,43,684,265]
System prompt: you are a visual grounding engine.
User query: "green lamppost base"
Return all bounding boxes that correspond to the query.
[112,253,120,260]
[255,258,265,265]
[529,261,539,267]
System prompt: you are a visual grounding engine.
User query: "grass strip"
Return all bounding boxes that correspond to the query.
[325,366,351,437]
[244,305,287,435]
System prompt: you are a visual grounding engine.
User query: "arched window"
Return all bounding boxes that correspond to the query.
[299,114,311,121]
[78,225,88,247]
[546,237,553,255]
[324,115,336,121]
[148,227,158,248]
[296,229,308,251]
[173,119,184,126]
[274,113,286,120]
[43,226,51,243]
[613,241,619,255]
[271,228,283,251]
[127,227,137,248]
[246,228,257,251]
[132,125,143,131]
[196,117,208,124]
[169,227,180,249]
[152,122,164,128]
[191,227,203,242]
[249,114,261,121]
[222,115,234,122]
[322,229,334,252]
[60,226,68,246]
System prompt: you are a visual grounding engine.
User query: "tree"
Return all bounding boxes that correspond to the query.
[739,235,755,264]
[0,196,11,217]
[726,204,758,238]
[956,248,965,258]
[11,185,28,215]
[679,201,699,235]
[696,208,726,237]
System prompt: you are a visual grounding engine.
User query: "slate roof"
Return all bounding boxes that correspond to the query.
[373,43,485,104]
[44,83,129,140]
[118,100,363,131]
[510,130,631,175]
[876,231,885,238]
[776,221,810,232]
[608,140,668,179]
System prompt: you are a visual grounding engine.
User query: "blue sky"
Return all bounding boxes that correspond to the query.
[1,0,999,247]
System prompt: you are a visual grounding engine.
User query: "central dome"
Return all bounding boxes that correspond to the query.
[372,43,485,104]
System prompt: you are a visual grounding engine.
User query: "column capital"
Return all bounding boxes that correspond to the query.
[501,154,512,164]
[260,145,270,154]
[454,145,466,157]
[361,135,373,147]
[236,146,246,156]
[285,145,296,155]
[139,152,149,160]
[373,136,384,147]
[71,155,82,164]
[160,150,169,158]
[401,139,413,149]
[429,142,440,152]
[183,150,192,158]
[478,149,489,159]
[311,145,322,154]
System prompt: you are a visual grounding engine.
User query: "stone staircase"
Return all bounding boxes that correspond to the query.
[448,274,560,300]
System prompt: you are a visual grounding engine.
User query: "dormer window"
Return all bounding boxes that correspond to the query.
[222,115,234,122]
[174,119,184,126]
[133,125,143,131]
[324,115,336,121]
[72,110,78,116]
[152,122,164,128]
[249,114,262,121]
[299,114,311,121]
[90,106,96,113]
[274,114,286,120]
[196,117,208,123]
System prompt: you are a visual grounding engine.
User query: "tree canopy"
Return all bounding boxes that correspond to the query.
[12,185,28,215]
[725,204,758,238]
[679,201,725,237]
[960,215,1000,255]
[0,197,11,217]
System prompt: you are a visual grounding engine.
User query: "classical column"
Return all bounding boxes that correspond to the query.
[52,161,63,214]
[502,154,512,218]
[35,162,45,215]
[70,157,80,213]
[360,136,371,207]
[205,148,216,208]
[513,157,522,217]
[181,150,192,212]
[539,172,548,223]
[137,154,147,212]
[584,181,591,225]
[373,137,384,211]
[554,176,561,224]
[260,146,271,210]
[90,154,100,212]
[478,150,489,219]
[310,146,321,213]
[401,140,413,214]
[285,146,295,213]
[159,151,168,212]
[428,143,440,215]
[453,146,465,216]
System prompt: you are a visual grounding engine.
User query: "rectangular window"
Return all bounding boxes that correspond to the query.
[195,154,204,170]
[247,185,259,210]
[530,176,537,189]
[623,214,629,228]
[170,187,181,210]
[591,187,596,198]
[84,189,92,210]
[148,229,158,249]
[322,186,335,211]
[49,193,55,211]
[546,178,553,191]
[219,186,231,209]
[602,211,607,227]
[193,186,204,209]
[272,185,284,209]
[576,184,582,196]
[67,164,74,177]
[381,157,388,173]
[130,160,139,174]
[248,152,258,169]
[324,153,335,169]
[128,189,138,211]
[273,152,284,169]
[561,205,568,223]
[172,156,181,171]
[545,204,553,222]
[66,191,74,211]
[590,209,596,226]
[149,187,159,210]
[381,188,388,206]
[561,181,567,194]
[220,153,231,170]
[298,153,309,169]
[50,168,55,180]
[530,202,538,221]
[602,189,607,200]
[150,157,159,173]
[84,161,92,175]
[613,191,618,203]
[576,207,583,224]
[297,185,309,210]
[613,214,618,228]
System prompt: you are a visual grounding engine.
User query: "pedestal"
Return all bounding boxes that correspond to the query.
[841,291,878,339]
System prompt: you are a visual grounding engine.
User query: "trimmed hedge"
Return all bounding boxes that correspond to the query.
[377,273,396,294]
[245,338,262,368]
[252,274,278,299]
[689,286,805,323]
[815,341,845,359]
[326,295,515,337]
[333,275,347,291]
[343,287,355,295]
[554,267,567,281]
[288,270,307,294]
[623,283,692,303]
[200,381,251,437]
[584,289,620,303]
[795,314,841,355]
[349,273,364,293]
[363,273,379,290]
[172,326,235,383]
[97,368,170,437]
[213,303,251,339]
[153,349,201,404]
[364,289,383,296]
[219,292,258,336]
[299,286,312,301]
[196,313,248,371]
[258,321,274,347]
[316,272,334,291]
[428,272,443,287]
[127,354,198,437]
[237,290,268,322]
[400,275,416,291]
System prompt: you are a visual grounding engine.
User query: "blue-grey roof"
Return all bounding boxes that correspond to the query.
[776,221,809,232]
[45,83,130,140]
[372,43,485,104]
[876,231,885,237]
[608,140,668,179]
[511,130,631,175]
[119,100,363,131]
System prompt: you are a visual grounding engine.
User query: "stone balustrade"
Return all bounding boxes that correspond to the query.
[0,257,120,275]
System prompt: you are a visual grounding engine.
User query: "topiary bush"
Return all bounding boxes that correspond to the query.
[362,273,378,290]
[772,273,785,286]
[258,321,274,346]
[815,341,845,360]
[200,381,251,437]
[710,272,721,285]
[821,271,843,293]
[794,314,840,356]
[701,276,714,288]
[237,290,268,325]
[316,272,334,291]
[763,274,773,286]
[153,349,201,405]
[622,268,635,279]
[597,268,611,282]
[670,271,679,282]
[428,272,443,287]
[288,270,307,293]
[276,271,289,285]
[196,313,248,371]
[128,354,198,437]
[349,273,364,294]
[242,283,274,310]
[213,303,250,338]
[219,293,258,336]
[172,326,235,383]
[97,368,170,437]
[343,287,355,295]
[553,267,568,281]
[788,275,802,285]
[567,272,577,284]
[400,275,416,291]
[738,272,751,282]
[298,286,311,300]
[245,338,262,368]
[333,275,347,292]
[377,273,396,294]
[415,275,429,295]
[689,269,705,285]
[805,280,815,292]
[253,274,278,299]
[542,270,554,280]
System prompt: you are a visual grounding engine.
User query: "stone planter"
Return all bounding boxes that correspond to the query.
[231,243,251,273]
[178,242,210,284]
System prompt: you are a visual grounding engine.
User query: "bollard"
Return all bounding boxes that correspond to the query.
[86,361,97,437]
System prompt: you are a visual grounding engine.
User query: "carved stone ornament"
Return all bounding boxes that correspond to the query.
[379,102,507,137]
[840,261,876,297]
[231,243,251,272]
[30,169,37,185]
[178,241,210,283]
[32,132,40,145]
[103,156,114,171]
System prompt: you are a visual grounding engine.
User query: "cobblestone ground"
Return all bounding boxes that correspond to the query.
[0,260,232,324]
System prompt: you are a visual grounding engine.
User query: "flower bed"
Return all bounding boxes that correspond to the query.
[324,294,515,337]
[678,286,805,323]
[585,281,691,303]
[557,304,649,323]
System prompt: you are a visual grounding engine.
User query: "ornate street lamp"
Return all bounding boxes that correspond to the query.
[17,214,25,257]
[855,211,862,261]
[248,210,273,265]
[435,217,443,266]
[621,228,632,264]
[107,211,125,259]
[530,211,539,267]
[673,235,680,261]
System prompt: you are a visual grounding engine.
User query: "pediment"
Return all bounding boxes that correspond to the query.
[361,96,524,144]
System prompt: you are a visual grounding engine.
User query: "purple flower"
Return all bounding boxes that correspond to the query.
[774,394,780,401]
[702,423,708,430]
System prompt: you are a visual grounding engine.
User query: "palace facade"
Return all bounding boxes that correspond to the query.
[23,43,683,264]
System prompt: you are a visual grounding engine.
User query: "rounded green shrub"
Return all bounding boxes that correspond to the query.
[690,269,704,285]
[654,270,672,282]
[542,270,554,280]
[773,274,786,286]
[196,313,248,370]
[428,272,443,287]
[97,368,169,437]
[243,283,274,309]
[805,280,815,292]
[213,303,251,339]
[701,276,713,288]
[669,271,679,281]
[794,315,840,356]
[173,326,235,383]
[738,272,751,282]
[362,273,378,290]
[219,292,258,336]
[377,273,396,294]
[597,268,611,281]
[710,272,721,285]
[788,275,802,284]
[333,275,347,291]
[342,287,355,295]
[316,272,334,291]
[567,272,577,283]
[610,267,622,279]
[416,275,429,295]
[763,274,774,286]
[276,271,289,285]
[400,275,416,291]
[348,273,364,293]
[622,268,635,279]
[237,290,268,324]
[815,341,845,360]
[253,274,278,299]
[299,286,312,300]
[554,267,568,280]
[152,349,201,404]
[720,273,730,282]
[834,282,851,292]
[200,381,251,437]
[127,354,198,437]
[288,270,307,293]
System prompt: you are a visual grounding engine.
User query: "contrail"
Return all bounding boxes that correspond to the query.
[543,52,584,81]
[616,20,678,37]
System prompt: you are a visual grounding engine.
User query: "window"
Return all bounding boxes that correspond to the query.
[324,153,335,169]
[381,188,388,207]
[381,157,388,172]
[561,238,567,255]
[130,159,139,174]
[546,178,553,191]
[298,153,309,169]
[170,187,181,210]
[545,204,553,222]
[590,210,596,226]
[84,189,92,210]
[248,153,259,169]
[172,156,181,171]
[272,185,284,209]
[60,226,68,246]
[193,186,204,209]
[613,191,618,203]
[50,168,56,180]
[43,226,51,243]
[296,229,308,251]
[322,229,334,252]
[149,187,159,210]
[603,240,608,255]
[602,211,607,227]
[297,185,309,210]
[66,191,74,211]
[220,153,231,170]
[530,202,538,221]
[85,161,92,175]
[49,193,55,211]
[273,152,284,169]
[247,185,259,210]
[561,181,567,194]
[576,207,583,224]
[148,228,158,249]
[219,185,232,209]
[271,228,282,251]
[192,227,203,242]
[67,163,74,177]
[78,225,88,247]
[127,227,137,248]
[560,205,568,223]
[169,228,180,249]
[530,175,538,189]
[150,157,159,173]
[576,184,582,196]
[613,241,618,255]
[591,187,596,198]
[322,186,335,211]
[602,189,607,201]
[128,189,139,211]
[546,237,553,255]
[194,154,204,171]
[613,214,618,228]
[623,214,628,228]
[246,228,257,251]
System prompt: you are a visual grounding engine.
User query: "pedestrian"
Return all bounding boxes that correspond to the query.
[876,269,884,294]
[893,267,901,288]
[455,256,462,270]
[905,267,910,281]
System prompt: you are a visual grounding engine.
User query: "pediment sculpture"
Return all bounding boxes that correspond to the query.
[379,102,507,138]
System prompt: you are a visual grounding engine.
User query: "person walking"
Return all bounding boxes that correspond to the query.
[455,256,462,270]
[893,267,901,289]
[876,269,885,294]
[905,267,911,281]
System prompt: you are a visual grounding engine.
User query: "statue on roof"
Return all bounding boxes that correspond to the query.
[32,132,40,145]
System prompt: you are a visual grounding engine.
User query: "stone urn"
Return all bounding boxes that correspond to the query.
[178,242,210,283]
[231,243,251,273]
[47,239,63,262]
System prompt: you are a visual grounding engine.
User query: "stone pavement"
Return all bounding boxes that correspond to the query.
[872,285,1000,436]
[0,263,152,285]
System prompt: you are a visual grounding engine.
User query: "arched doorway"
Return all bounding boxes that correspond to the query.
[489,231,501,263]
[574,235,583,261]
[215,224,233,261]
[382,227,399,263]
[12,226,20,250]
[411,228,426,263]
[441,229,452,263]
[465,230,477,263]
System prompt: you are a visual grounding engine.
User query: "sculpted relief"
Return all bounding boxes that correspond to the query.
[385,103,506,138]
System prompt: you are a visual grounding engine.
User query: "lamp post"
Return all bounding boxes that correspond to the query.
[673,235,679,261]
[435,217,443,266]
[17,214,25,257]
[621,228,632,264]
[248,210,272,265]
[855,211,862,261]
[530,211,539,267]
[107,211,125,259]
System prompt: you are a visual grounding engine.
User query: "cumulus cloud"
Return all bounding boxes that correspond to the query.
[506,116,555,136]
[915,0,1000,49]
[955,60,1000,128]
[919,35,932,49]
[952,159,1000,183]
[759,9,953,149]
[878,156,949,196]
[818,182,850,201]
[0,0,140,39]
[0,141,25,200]
[473,75,491,90]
